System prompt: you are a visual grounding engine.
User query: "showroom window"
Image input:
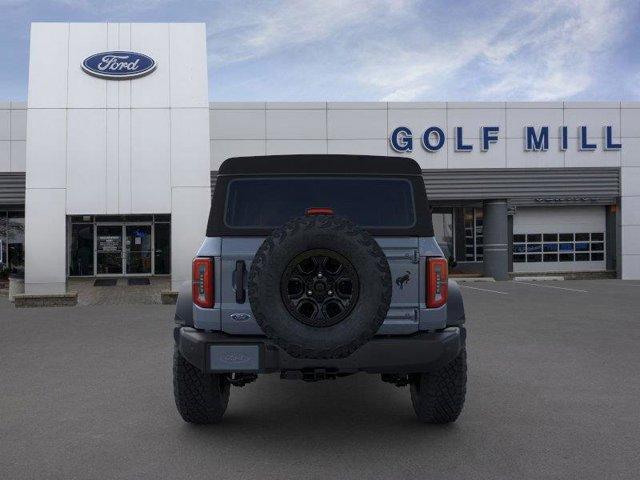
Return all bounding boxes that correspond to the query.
[513,232,605,263]
[463,208,483,262]
[68,214,171,277]
[0,211,25,275]
[432,209,454,262]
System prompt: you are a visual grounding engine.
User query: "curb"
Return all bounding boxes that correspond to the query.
[454,277,496,283]
[514,276,565,282]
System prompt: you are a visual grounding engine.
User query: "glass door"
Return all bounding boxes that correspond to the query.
[125,225,152,275]
[154,222,171,274]
[96,225,123,275]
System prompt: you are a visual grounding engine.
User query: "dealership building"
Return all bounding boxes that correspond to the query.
[1,22,640,297]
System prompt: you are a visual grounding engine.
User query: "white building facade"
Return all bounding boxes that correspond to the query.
[1,22,639,294]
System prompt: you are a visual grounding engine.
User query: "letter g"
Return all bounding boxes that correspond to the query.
[390,126,413,152]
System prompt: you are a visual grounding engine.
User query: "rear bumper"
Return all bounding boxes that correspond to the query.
[175,327,465,375]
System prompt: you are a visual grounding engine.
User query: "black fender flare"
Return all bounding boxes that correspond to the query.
[174,281,194,328]
[446,279,465,326]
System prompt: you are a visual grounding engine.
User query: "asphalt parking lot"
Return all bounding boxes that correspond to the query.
[1,279,639,480]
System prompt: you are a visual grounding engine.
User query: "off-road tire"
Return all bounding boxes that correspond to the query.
[173,346,230,424]
[248,214,392,359]
[410,347,467,424]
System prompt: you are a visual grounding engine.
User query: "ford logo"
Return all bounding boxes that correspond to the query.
[222,353,251,364]
[82,51,156,80]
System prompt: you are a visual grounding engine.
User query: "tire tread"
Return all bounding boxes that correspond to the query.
[173,346,230,424]
[410,348,467,424]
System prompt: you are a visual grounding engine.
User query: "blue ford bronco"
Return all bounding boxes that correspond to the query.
[173,155,467,424]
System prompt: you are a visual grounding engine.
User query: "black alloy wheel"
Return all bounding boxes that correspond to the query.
[280,249,359,327]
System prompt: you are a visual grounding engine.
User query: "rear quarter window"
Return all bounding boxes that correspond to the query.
[224,177,416,229]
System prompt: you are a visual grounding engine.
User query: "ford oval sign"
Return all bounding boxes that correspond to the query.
[82,51,156,80]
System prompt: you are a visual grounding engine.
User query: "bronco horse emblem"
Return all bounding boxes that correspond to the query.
[395,270,411,289]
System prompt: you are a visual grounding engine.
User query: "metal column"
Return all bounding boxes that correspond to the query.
[483,200,509,280]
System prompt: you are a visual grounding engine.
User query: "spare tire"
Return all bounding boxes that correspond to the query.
[248,214,392,359]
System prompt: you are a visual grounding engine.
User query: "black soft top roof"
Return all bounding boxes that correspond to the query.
[208,154,432,237]
[217,154,423,176]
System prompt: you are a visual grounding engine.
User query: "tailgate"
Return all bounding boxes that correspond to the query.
[218,236,422,335]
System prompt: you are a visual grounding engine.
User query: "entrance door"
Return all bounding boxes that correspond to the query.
[96,225,124,275]
[125,225,152,275]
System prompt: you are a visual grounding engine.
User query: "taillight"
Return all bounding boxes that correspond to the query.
[427,257,448,308]
[192,257,214,308]
[305,207,335,216]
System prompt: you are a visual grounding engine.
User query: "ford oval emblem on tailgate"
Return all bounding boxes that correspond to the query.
[82,51,156,80]
[230,313,251,321]
[222,353,251,364]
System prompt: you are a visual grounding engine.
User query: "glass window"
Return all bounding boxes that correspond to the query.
[70,224,95,276]
[575,242,589,251]
[513,231,606,267]
[70,215,94,223]
[125,215,153,223]
[225,177,415,228]
[514,254,526,263]
[464,209,474,261]
[559,243,573,252]
[7,212,25,274]
[96,225,123,275]
[0,212,7,274]
[125,226,152,275]
[154,223,171,275]
[96,215,125,223]
[68,215,172,277]
[432,211,454,263]
[463,207,483,262]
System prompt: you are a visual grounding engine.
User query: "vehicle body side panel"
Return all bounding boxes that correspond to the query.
[446,280,465,326]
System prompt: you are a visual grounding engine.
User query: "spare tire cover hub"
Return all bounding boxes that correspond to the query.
[280,249,359,328]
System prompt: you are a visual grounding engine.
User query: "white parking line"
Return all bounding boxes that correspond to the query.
[514,281,588,293]
[459,285,509,295]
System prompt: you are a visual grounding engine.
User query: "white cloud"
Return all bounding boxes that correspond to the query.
[208,0,631,101]
[358,0,628,101]
[208,0,412,66]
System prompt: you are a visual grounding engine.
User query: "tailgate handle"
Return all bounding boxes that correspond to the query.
[385,250,419,264]
[233,260,247,304]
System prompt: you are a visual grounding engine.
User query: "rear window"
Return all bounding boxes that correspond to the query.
[225,177,416,228]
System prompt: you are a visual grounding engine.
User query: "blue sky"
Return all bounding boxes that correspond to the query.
[1,0,639,101]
